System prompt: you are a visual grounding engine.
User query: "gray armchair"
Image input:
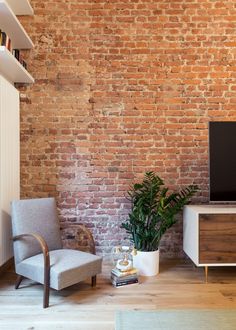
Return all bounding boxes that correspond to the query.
[11,198,102,308]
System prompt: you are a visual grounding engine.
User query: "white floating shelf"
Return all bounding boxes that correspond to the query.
[0,0,33,49]
[5,0,33,15]
[0,46,34,84]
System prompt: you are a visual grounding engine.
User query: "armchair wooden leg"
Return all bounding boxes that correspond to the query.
[91,275,96,287]
[43,264,50,308]
[43,279,50,308]
[15,275,23,289]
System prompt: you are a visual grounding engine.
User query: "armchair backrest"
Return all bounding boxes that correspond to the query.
[11,198,63,265]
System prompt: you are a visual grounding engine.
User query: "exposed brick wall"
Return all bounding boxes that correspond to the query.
[19,0,236,257]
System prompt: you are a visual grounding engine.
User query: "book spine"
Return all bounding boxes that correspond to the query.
[1,32,6,46]
[13,49,20,61]
[6,35,11,51]
[0,31,11,52]
[22,60,27,70]
[112,279,139,287]
[111,269,138,278]
[111,274,138,282]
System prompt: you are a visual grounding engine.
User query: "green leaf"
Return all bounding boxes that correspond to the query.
[121,172,198,251]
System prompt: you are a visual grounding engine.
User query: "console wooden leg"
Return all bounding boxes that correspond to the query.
[205,266,208,283]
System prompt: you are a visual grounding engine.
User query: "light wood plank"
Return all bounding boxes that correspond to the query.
[1,259,236,329]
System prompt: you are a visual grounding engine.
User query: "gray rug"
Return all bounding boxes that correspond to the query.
[115,310,236,330]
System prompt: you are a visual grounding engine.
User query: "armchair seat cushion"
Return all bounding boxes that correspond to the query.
[16,249,102,290]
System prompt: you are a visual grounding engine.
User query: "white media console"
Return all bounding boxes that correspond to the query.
[183,204,236,281]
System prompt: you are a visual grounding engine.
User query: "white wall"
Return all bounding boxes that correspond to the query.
[0,75,19,266]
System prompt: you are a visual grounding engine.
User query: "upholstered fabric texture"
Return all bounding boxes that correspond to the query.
[11,198,62,264]
[16,249,102,290]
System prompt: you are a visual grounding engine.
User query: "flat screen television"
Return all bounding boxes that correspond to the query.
[209,121,236,202]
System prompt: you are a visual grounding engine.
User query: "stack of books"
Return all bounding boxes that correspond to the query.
[0,30,27,69]
[0,30,11,51]
[111,267,139,288]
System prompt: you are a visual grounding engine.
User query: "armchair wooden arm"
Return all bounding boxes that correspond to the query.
[13,233,50,308]
[61,224,96,255]
[77,225,96,255]
[76,226,97,285]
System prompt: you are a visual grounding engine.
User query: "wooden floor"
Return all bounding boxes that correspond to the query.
[1,259,236,329]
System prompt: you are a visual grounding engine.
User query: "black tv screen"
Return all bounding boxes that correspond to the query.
[209,121,236,202]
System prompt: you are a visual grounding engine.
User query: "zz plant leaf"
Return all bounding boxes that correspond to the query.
[121,171,198,251]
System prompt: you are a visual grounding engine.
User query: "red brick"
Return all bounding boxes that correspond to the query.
[19,0,236,258]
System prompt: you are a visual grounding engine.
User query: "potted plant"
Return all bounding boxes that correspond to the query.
[121,171,198,276]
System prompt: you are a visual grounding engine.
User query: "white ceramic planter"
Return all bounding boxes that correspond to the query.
[133,250,159,276]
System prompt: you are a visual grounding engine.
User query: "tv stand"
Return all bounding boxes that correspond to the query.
[183,205,236,282]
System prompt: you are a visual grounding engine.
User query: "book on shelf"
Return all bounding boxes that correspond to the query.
[0,31,6,46]
[0,31,28,70]
[12,49,20,61]
[6,35,11,52]
[0,31,12,52]
[21,60,27,70]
